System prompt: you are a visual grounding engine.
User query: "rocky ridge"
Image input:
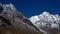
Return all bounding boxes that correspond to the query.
[0,3,43,34]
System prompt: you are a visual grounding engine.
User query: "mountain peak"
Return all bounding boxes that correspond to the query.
[29,12,60,28]
[40,12,50,17]
[29,12,60,34]
[42,12,49,15]
[0,3,43,34]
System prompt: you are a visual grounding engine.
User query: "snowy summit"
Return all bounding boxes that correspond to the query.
[29,12,60,29]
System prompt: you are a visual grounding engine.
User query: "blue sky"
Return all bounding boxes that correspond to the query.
[0,0,60,18]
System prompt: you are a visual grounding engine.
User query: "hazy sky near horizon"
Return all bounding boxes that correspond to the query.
[0,0,60,18]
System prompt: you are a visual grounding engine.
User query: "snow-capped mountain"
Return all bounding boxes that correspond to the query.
[29,12,60,34]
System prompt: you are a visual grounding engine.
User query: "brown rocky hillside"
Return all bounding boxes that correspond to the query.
[0,3,43,34]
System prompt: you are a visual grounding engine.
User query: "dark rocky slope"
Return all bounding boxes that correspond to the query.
[0,3,43,34]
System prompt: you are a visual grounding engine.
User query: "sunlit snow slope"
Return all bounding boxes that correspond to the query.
[29,12,60,34]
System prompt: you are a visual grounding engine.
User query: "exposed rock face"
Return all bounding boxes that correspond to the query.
[0,3,43,34]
